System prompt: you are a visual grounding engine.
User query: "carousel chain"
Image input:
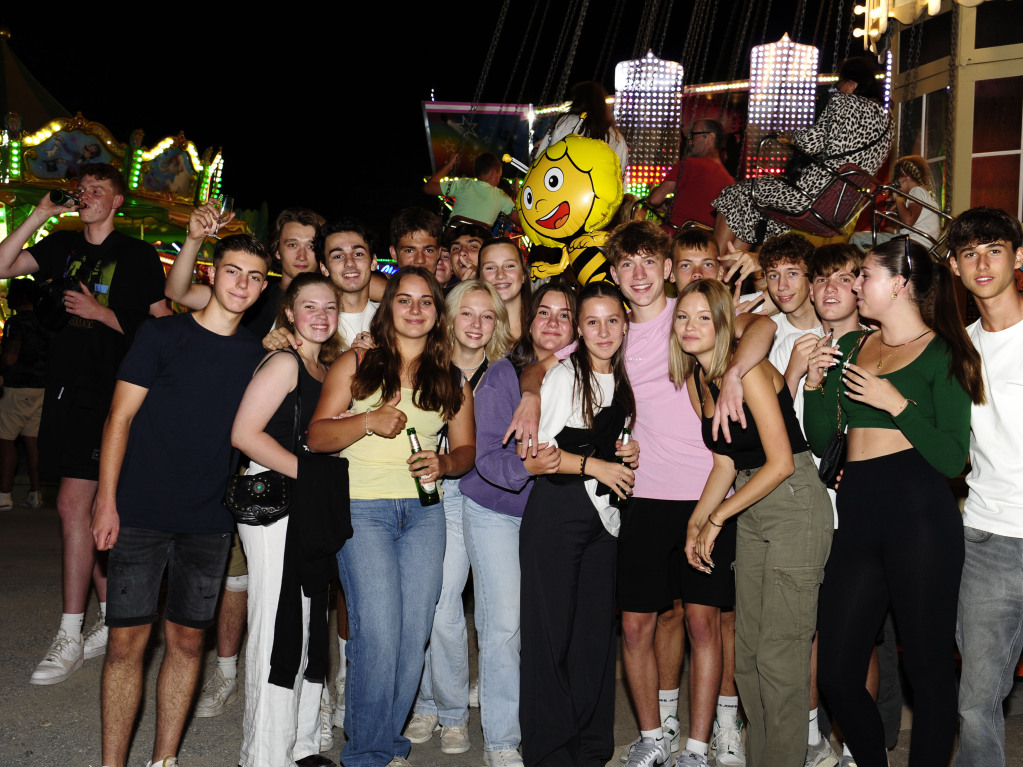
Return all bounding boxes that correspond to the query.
[695,0,721,85]
[759,0,775,45]
[594,0,626,83]
[540,0,579,105]
[794,0,807,42]
[830,0,846,72]
[636,0,661,59]
[516,0,552,105]
[655,0,675,58]
[554,0,590,103]
[714,0,745,82]
[470,0,511,110]
[503,0,540,104]
[730,0,759,81]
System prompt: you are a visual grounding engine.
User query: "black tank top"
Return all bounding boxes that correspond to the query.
[695,366,808,471]
[547,394,627,497]
[261,351,324,451]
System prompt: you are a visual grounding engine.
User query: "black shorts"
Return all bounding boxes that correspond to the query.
[617,497,737,612]
[106,527,232,629]
[38,382,111,481]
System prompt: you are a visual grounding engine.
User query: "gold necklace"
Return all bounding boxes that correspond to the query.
[876,328,931,370]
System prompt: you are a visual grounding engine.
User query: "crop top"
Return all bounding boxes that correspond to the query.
[802,330,970,478]
[696,366,809,471]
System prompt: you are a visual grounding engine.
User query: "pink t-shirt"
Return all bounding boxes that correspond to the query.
[626,302,713,501]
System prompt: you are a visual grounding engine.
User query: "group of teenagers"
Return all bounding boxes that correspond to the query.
[12,169,1022,767]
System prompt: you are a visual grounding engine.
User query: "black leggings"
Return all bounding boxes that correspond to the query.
[817,449,964,767]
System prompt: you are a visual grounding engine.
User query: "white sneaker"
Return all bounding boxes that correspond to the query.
[712,718,746,767]
[20,490,43,508]
[386,758,412,767]
[662,714,681,753]
[804,738,839,767]
[440,722,471,754]
[145,758,179,767]
[319,685,334,752]
[624,736,670,767]
[403,713,438,744]
[193,666,237,718]
[83,616,108,660]
[29,629,83,685]
[469,678,480,708]
[485,749,524,767]
[674,749,710,767]
[331,669,346,728]
[837,756,858,767]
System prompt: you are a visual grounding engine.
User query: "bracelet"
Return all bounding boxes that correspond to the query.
[580,455,588,476]
[707,517,722,528]
[891,397,918,417]
[803,381,823,392]
[364,411,374,436]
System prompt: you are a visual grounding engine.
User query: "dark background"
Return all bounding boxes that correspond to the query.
[2,2,860,247]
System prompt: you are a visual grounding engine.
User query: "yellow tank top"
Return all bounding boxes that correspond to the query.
[342,387,445,499]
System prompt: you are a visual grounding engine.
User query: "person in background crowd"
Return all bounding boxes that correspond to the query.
[0,163,169,686]
[0,277,49,510]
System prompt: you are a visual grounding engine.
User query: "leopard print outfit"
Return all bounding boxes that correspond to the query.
[714,92,894,244]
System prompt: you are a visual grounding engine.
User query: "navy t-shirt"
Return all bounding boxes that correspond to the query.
[115,313,263,534]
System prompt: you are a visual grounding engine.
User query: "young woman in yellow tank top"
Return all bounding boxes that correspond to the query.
[308,266,475,767]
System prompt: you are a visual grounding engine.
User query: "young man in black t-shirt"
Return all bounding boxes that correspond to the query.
[92,231,269,767]
[0,164,169,685]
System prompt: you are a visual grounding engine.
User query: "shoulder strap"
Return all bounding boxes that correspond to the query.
[467,357,489,391]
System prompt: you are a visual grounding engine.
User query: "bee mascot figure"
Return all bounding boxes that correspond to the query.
[517,134,623,286]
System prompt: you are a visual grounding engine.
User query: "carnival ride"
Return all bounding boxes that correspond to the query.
[0,29,245,320]
[422,0,1023,289]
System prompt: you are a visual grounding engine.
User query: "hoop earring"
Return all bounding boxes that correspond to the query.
[891,291,899,300]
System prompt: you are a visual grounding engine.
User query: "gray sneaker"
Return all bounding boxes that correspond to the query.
[837,756,859,767]
[624,736,670,767]
[674,748,710,767]
[319,685,334,751]
[440,722,471,754]
[804,739,839,767]
[194,666,238,718]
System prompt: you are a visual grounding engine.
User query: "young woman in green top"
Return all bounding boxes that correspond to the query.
[802,237,984,767]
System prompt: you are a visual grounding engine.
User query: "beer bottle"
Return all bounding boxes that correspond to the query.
[611,427,632,509]
[407,428,440,506]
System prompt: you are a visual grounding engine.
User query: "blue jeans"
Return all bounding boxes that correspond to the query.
[954,527,1023,767]
[463,495,523,751]
[337,498,445,767]
[415,481,471,726]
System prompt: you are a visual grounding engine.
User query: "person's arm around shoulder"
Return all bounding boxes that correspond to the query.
[503,354,561,457]
[231,352,301,479]
[92,381,149,551]
[164,203,223,311]
[712,312,776,441]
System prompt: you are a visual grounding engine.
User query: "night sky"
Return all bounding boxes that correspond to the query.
[2,3,858,245]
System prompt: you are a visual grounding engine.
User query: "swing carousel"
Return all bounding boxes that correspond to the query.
[421,0,1023,288]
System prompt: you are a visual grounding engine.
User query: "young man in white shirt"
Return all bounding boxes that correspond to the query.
[948,207,1023,767]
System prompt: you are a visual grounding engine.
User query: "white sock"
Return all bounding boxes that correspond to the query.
[809,708,821,746]
[338,637,347,676]
[685,738,709,756]
[217,653,238,680]
[642,727,663,742]
[717,695,739,725]
[843,743,853,757]
[98,601,107,619]
[60,613,84,639]
[659,688,679,722]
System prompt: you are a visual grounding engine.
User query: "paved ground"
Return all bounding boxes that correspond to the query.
[3,482,1023,766]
